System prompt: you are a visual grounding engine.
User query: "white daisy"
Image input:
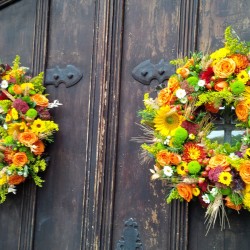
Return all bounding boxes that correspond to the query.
[202,194,211,204]
[163,166,173,177]
[198,79,205,87]
[210,187,218,197]
[176,89,186,99]
[1,80,9,89]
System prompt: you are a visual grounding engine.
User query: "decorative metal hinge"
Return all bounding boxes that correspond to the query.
[116,218,143,250]
[132,59,174,85]
[44,65,83,88]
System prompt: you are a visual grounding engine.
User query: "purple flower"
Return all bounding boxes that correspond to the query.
[13,99,29,113]
[208,166,223,182]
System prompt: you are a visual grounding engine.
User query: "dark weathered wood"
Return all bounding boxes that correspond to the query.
[0,1,37,249]
[19,1,50,250]
[0,0,20,9]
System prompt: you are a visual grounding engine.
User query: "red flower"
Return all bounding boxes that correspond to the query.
[182,142,206,162]
[200,67,214,83]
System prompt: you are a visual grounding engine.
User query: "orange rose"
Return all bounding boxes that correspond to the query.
[208,154,229,169]
[4,148,15,164]
[158,88,172,106]
[213,58,236,78]
[214,80,228,91]
[19,131,38,146]
[239,161,250,184]
[31,94,49,107]
[13,84,23,94]
[176,67,190,78]
[177,183,193,202]
[225,196,242,211]
[169,153,181,165]
[235,101,249,122]
[12,152,28,167]
[184,58,194,68]
[33,140,45,155]
[8,175,26,185]
[168,76,180,92]
[156,150,171,166]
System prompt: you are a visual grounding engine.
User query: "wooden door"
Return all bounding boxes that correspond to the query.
[0,1,249,250]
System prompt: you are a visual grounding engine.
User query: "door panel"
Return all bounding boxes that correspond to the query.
[0,1,37,249]
[33,1,96,249]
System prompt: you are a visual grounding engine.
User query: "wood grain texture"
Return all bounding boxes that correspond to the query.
[0,1,37,249]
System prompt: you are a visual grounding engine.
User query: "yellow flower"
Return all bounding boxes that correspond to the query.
[210,47,230,60]
[21,83,34,90]
[237,70,249,83]
[31,119,46,134]
[218,172,232,186]
[245,148,250,158]
[192,187,200,196]
[0,174,7,185]
[243,193,250,209]
[8,122,28,136]
[177,162,188,176]
[11,108,18,120]
[154,106,184,136]
[5,114,11,122]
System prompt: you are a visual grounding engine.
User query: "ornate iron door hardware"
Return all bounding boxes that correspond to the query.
[116,218,143,250]
[132,59,174,85]
[45,65,83,88]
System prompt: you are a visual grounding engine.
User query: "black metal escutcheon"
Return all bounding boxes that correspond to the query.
[132,59,174,85]
[44,65,83,88]
[116,218,143,250]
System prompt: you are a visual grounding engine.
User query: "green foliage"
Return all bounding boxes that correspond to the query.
[31,172,45,187]
[141,142,165,156]
[138,109,156,124]
[229,192,243,206]
[170,56,188,66]
[195,89,234,107]
[225,26,249,54]
[0,100,12,113]
[0,188,7,204]
[30,72,45,93]
[12,55,21,70]
[166,188,183,204]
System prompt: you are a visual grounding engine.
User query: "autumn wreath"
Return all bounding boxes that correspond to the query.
[136,27,250,231]
[0,56,60,203]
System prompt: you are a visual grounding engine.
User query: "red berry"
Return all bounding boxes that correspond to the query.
[188,96,193,101]
[201,171,208,177]
[189,115,195,120]
[205,83,212,90]
[205,166,211,172]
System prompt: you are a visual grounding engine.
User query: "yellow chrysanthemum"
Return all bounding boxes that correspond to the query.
[210,47,230,60]
[21,83,34,90]
[192,187,200,196]
[154,106,184,136]
[243,193,250,209]
[243,86,250,107]
[31,119,46,134]
[45,121,59,132]
[0,174,7,185]
[5,114,11,122]
[237,70,249,83]
[244,184,250,194]
[8,122,28,136]
[177,162,188,176]
[218,172,232,186]
[11,108,18,120]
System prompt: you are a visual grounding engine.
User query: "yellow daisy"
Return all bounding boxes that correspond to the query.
[237,70,249,83]
[153,106,184,136]
[31,119,46,134]
[192,187,200,196]
[177,161,188,176]
[243,193,250,209]
[218,172,232,186]
[11,108,19,120]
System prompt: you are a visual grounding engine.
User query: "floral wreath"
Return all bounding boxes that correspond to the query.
[0,56,60,203]
[137,27,250,232]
